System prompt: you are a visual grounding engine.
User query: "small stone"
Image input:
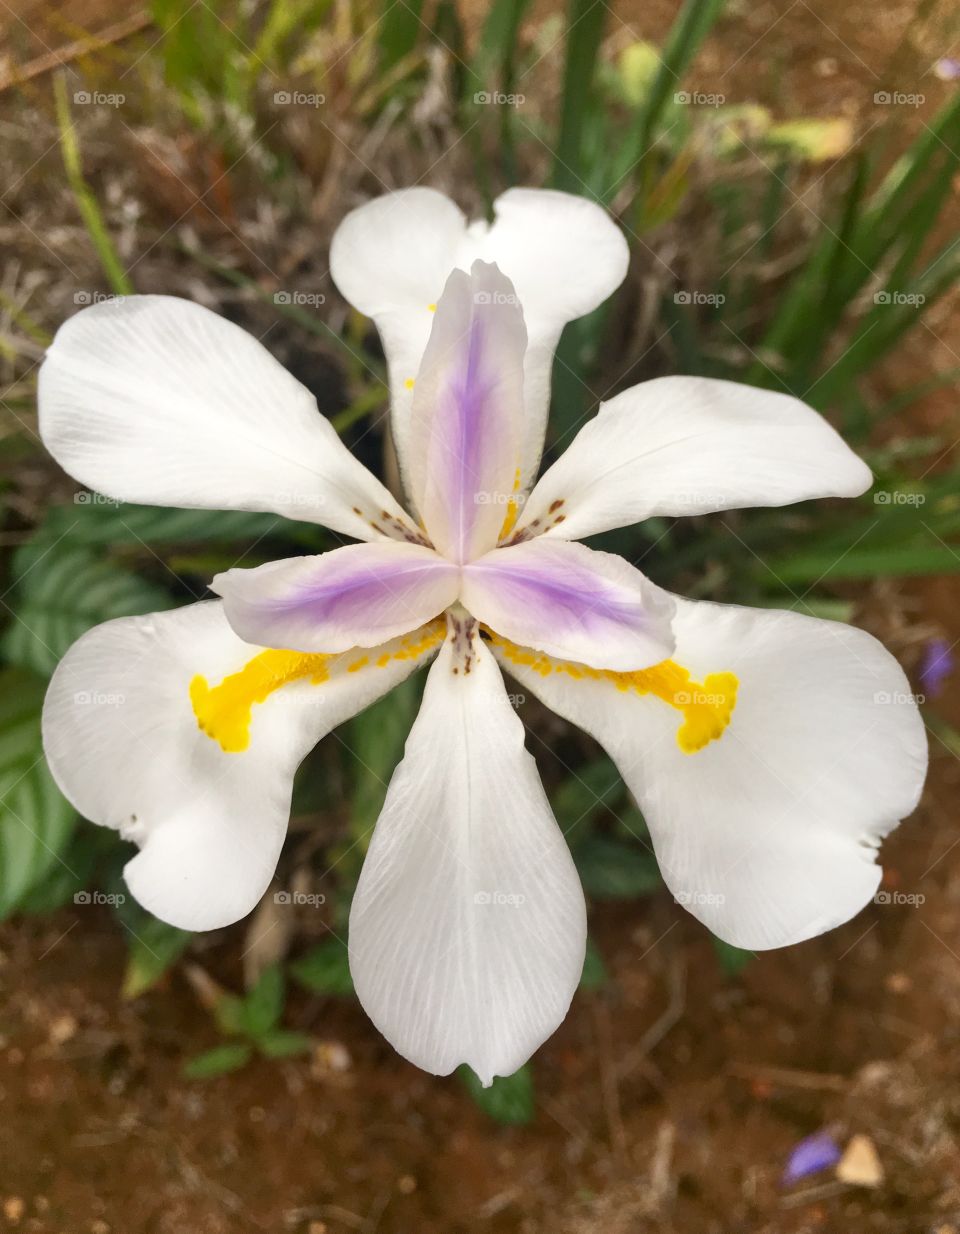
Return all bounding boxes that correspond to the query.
[397,1175,416,1195]
[2,1197,25,1224]
[48,1014,78,1046]
[836,1134,884,1188]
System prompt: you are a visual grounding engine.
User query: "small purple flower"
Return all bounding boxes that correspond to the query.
[935,58,960,81]
[782,1131,842,1185]
[919,637,954,698]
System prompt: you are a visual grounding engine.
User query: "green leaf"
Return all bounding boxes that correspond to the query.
[257,1029,314,1059]
[241,965,286,1037]
[2,541,173,678]
[183,1041,254,1079]
[289,938,355,995]
[35,500,306,549]
[0,670,77,919]
[712,937,753,975]
[459,1064,535,1125]
[122,916,192,999]
[579,936,609,990]
[575,834,662,901]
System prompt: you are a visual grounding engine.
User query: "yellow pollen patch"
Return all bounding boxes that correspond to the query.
[427,303,437,312]
[498,466,524,541]
[191,622,445,754]
[404,377,415,390]
[488,633,738,754]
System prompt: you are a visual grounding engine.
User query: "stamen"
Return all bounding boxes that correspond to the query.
[487,632,738,754]
[497,466,524,542]
[191,621,445,753]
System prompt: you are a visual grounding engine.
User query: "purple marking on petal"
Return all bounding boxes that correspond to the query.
[781,1131,842,1186]
[919,637,954,698]
[468,557,653,638]
[273,558,454,626]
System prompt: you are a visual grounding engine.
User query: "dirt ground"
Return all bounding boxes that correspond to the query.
[2,1,960,1231]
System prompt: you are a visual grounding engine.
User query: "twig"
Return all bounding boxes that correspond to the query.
[0,13,152,95]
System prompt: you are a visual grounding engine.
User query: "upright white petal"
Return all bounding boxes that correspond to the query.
[330,187,628,492]
[492,596,927,950]
[407,262,526,561]
[39,295,416,543]
[42,602,443,931]
[349,626,586,1084]
[517,376,873,542]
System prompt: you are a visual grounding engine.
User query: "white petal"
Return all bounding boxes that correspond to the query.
[39,295,416,542]
[42,602,443,930]
[213,542,459,652]
[517,376,873,542]
[461,539,675,671]
[349,625,586,1084]
[330,187,627,492]
[492,596,927,950]
[407,262,526,561]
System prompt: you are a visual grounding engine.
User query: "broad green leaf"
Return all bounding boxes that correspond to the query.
[242,964,286,1037]
[2,541,172,678]
[712,937,753,975]
[0,670,77,919]
[289,938,354,995]
[579,936,609,990]
[575,834,662,900]
[183,1041,254,1079]
[459,1064,535,1125]
[122,916,192,999]
[257,1029,314,1059]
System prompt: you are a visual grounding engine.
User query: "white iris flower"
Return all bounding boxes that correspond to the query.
[39,188,927,1084]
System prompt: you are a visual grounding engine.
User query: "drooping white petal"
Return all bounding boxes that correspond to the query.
[213,542,459,652]
[407,261,525,561]
[330,187,628,491]
[349,625,586,1085]
[517,376,873,542]
[492,595,927,950]
[39,295,416,542]
[461,539,675,671]
[42,602,443,930]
